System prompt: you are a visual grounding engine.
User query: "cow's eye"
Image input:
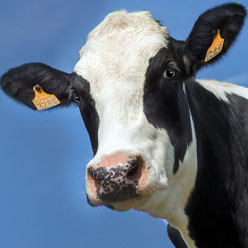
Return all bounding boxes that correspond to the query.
[163,69,176,79]
[73,94,80,103]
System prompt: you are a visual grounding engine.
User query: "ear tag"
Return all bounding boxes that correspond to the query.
[205,29,224,62]
[32,85,60,110]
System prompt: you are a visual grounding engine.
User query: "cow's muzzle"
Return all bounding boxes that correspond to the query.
[87,153,144,204]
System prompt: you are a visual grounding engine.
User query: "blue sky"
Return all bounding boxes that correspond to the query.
[0,1,247,248]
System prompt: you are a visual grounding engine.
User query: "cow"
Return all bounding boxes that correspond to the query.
[0,3,247,248]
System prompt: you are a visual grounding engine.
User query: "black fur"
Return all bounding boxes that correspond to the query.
[0,63,73,109]
[71,73,99,154]
[167,225,188,248]
[184,3,246,73]
[184,80,248,248]
[144,47,192,173]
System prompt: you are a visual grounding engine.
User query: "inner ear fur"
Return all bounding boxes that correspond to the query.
[184,3,246,73]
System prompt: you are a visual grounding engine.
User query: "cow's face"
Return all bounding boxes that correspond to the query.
[1,4,246,220]
[73,11,194,214]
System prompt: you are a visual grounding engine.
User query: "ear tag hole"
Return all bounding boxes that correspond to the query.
[32,84,60,110]
[205,29,224,62]
[34,84,42,92]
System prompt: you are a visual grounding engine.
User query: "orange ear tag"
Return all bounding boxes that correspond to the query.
[205,29,224,62]
[32,85,60,110]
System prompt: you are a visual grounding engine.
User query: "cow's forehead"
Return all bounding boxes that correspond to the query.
[74,11,168,99]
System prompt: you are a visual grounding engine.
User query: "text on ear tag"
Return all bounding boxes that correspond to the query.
[205,29,224,62]
[32,85,60,110]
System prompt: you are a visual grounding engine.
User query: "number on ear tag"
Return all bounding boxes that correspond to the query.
[32,85,60,110]
[205,29,224,62]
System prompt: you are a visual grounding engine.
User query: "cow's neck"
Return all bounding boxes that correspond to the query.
[184,78,248,247]
[144,113,198,248]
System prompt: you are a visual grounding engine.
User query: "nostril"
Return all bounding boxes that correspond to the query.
[128,157,137,166]
[127,164,139,179]
[126,156,142,182]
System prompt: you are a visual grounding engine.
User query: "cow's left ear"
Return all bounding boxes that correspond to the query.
[184,3,246,74]
[0,63,74,110]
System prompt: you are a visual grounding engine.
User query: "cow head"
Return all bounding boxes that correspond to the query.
[1,4,246,221]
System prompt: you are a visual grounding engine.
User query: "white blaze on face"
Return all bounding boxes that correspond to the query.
[74,10,169,159]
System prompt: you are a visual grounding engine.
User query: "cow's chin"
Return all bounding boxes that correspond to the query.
[86,183,167,214]
[87,192,151,212]
[107,195,151,212]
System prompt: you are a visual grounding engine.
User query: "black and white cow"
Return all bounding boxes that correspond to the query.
[0,3,247,248]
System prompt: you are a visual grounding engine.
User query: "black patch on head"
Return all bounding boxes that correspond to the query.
[184,79,248,247]
[71,73,99,154]
[143,44,192,173]
[167,224,188,248]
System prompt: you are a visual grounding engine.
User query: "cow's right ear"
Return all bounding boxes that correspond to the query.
[0,63,74,110]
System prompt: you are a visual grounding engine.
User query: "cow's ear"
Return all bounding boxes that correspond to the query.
[183,3,246,74]
[0,63,74,110]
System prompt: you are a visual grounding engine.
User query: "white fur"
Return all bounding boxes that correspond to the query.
[74,11,197,247]
[196,79,248,102]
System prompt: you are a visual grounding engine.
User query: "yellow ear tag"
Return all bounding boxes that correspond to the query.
[32,85,60,110]
[205,29,224,62]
